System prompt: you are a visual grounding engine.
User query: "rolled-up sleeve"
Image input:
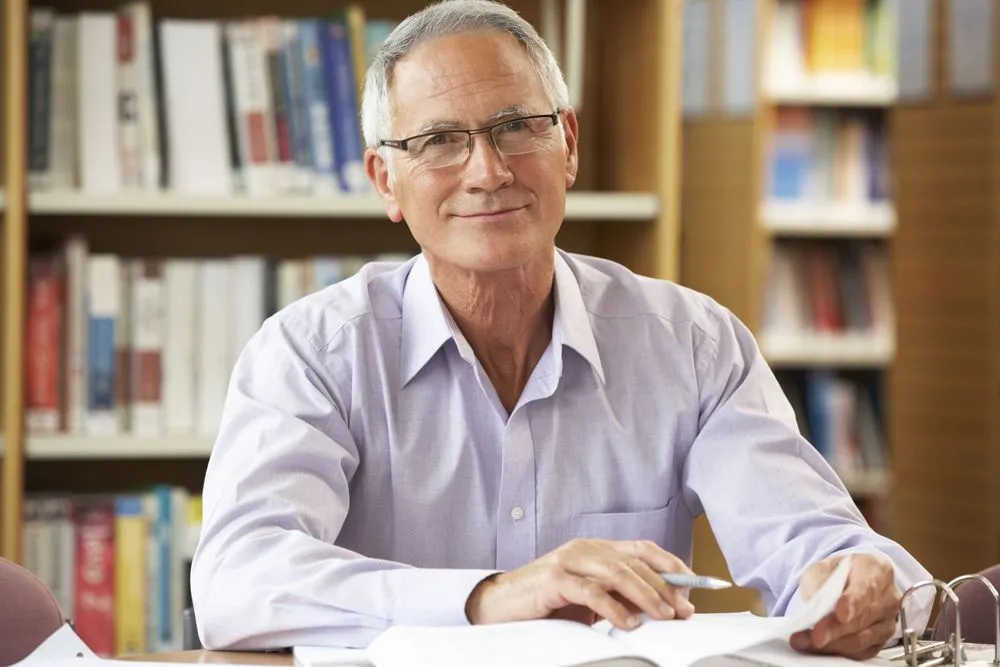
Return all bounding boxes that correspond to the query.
[679,306,933,631]
[190,316,497,650]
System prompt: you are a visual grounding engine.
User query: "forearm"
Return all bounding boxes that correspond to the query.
[191,526,498,650]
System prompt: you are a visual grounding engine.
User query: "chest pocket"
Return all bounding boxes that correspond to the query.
[568,496,675,546]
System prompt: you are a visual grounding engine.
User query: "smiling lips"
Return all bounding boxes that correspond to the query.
[455,205,527,219]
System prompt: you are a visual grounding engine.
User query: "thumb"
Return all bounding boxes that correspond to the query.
[799,557,841,602]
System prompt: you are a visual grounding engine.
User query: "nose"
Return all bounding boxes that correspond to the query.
[461,132,514,192]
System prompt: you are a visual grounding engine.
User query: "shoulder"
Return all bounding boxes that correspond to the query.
[262,256,415,353]
[560,250,734,350]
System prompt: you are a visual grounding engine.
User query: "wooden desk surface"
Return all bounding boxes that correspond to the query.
[123,651,293,665]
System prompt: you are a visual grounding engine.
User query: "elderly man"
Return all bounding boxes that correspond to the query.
[191,0,931,658]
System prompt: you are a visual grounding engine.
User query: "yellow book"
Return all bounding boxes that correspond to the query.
[807,0,865,72]
[115,495,148,656]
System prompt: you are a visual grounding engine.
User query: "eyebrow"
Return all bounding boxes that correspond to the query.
[412,105,534,136]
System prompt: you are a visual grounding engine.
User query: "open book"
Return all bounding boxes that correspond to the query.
[295,557,865,667]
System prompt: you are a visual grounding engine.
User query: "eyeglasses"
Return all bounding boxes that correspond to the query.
[377,111,561,170]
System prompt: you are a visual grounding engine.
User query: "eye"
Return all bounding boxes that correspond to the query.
[500,119,529,133]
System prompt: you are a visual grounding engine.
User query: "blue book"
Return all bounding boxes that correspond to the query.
[321,14,367,193]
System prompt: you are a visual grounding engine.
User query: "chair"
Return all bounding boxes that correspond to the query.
[932,563,1000,644]
[0,557,65,666]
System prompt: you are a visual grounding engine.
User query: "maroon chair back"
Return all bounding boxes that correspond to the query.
[0,557,65,666]
[932,563,1000,644]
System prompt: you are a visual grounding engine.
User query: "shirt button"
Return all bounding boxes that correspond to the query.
[510,506,524,522]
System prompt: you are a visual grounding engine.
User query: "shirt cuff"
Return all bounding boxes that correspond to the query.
[386,568,500,626]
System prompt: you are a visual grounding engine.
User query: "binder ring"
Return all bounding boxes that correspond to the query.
[943,574,1000,667]
[901,580,962,667]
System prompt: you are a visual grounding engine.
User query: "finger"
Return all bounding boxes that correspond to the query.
[616,540,695,579]
[629,557,697,619]
[802,615,898,660]
[556,572,640,631]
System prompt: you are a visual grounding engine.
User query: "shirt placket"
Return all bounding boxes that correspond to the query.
[495,410,538,571]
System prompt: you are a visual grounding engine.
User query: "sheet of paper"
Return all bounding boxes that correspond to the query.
[366,619,645,667]
[682,0,712,118]
[897,0,934,102]
[613,556,854,667]
[293,645,373,667]
[11,623,98,666]
[948,0,995,96]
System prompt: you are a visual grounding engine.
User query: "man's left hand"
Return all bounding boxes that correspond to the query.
[789,554,901,660]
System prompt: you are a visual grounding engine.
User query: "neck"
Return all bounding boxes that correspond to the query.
[429,250,556,413]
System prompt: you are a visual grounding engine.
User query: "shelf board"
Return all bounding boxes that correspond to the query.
[29,191,660,221]
[0,435,217,460]
[839,469,890,496]
[761,200,896,237]
[761,332,895,367]
[764,74,897,107]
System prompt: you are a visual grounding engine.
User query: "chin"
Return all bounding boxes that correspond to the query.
[451,237,548,274]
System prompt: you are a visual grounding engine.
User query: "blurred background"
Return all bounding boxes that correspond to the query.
[0,0,997,656]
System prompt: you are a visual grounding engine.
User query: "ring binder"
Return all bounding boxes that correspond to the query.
[892,574,1000,667]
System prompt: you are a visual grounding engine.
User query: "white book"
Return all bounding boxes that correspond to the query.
[115,6,141,188]
[170,487,191,651]
[86,254,121,437]
[125,1,161,191]
[77,12,122,193]
[162,260,197,435]
[196,260,232,437]
[63,234,88,434]
[231,256,266,362]
[130,259,164,436]
[227,20,276,195]
[277,259,306,309]
[49,15,78,190]
[295,560,858,667]
[159,19,232,194]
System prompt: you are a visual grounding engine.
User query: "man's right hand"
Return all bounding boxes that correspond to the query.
[465,538,696,630]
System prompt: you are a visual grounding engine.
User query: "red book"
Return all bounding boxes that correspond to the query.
[74,498,116,657]
[25,256,64,433]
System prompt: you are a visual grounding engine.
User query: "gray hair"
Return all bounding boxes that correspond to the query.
[360,0,570,155]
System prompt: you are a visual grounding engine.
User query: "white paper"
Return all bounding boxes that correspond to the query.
[613,556,854,667]
[682,0,712,118]
[948,0,995,96]
[897,0,933,101]
[293,645,373,667]
[722,0,756,116]
[11,623,97,666]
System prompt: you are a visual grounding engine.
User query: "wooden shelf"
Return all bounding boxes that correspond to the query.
[760,332,895,367]
[0,435,216,459]
[761,200,895,237]
[839,469,890,497]
[28,190,660,221]
[763,73,897,107]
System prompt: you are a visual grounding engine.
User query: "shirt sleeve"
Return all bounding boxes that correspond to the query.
[679,305,933,632]
[190,315,498,650]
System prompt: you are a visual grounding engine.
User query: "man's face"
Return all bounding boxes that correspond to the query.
[366,30,580,274]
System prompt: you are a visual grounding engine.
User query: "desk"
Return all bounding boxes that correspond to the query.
[123,651,292,665]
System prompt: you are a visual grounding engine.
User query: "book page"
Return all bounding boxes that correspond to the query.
[367,619,654,667]
[612,556,854,667]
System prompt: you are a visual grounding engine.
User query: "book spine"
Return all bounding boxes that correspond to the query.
[115,494,148,655]
[116,7,142,188]
[322,14,366,193]
[131,258,164,436]
[298,19,339,194]
[26,256,64,434]
[28,8,55,190]
[86,255,120,437]
[74,498,116,657]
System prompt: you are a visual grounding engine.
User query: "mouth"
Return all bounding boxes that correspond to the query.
[454,205,527,220]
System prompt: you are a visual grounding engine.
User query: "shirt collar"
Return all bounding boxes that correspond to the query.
[399,251,606,387]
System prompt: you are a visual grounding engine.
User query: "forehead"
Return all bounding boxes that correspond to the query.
[389,30,550,134]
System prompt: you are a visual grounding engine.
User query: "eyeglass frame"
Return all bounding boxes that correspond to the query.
[376,109,563,162]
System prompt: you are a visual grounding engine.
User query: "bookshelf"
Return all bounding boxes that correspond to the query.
[680,0,899,614]
[0,0,685,641]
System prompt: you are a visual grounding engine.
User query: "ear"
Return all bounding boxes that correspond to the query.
[366,148,404,222]
[560,108,580,189]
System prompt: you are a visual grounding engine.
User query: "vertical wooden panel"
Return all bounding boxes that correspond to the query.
[888,0,1000,579]
[2,0,28,562]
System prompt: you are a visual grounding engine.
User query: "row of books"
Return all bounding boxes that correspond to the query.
[27,2,395,196]
[761,240,893,340]
[25,235,411,438]
[767,108,889,203]
[777,370,888,483]
[767,0,895,84]
[22,488,202,656]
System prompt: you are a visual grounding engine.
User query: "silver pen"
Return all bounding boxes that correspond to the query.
[660,573,733,590]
